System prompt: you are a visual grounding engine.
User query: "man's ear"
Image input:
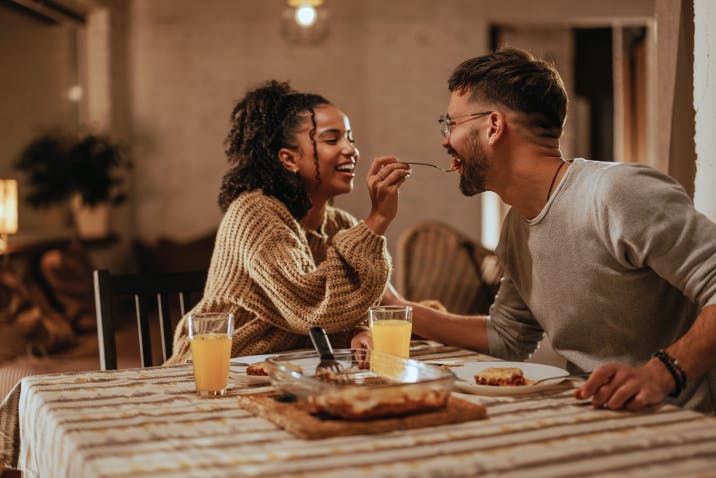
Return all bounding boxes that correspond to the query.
[278,148,299,173]
[486,111,506,146]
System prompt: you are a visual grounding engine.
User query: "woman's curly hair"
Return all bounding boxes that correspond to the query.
[218,80,330,219]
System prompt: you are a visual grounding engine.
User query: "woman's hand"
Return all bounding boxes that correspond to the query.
[351,329,372,350]
[364,156,411,235]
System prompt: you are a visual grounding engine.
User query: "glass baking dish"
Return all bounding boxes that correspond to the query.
[265,348,455,420]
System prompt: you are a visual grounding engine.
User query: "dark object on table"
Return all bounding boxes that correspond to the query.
[309,326,349,384]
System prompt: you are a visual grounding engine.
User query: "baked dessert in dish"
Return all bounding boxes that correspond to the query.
[474,367,528,386]
[308,385,449,420]
[266,348,455,420]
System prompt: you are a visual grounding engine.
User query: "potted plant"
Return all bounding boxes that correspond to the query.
[15,130,132,238]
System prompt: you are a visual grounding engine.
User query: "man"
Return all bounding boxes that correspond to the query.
[397,48,716,412]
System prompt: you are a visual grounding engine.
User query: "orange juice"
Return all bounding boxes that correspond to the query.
[370,319,412,358]
[190,333,232,396]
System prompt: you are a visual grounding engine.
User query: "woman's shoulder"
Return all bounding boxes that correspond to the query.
[219,190,301,239]
[216,191,303,253]
[225,190,294,220]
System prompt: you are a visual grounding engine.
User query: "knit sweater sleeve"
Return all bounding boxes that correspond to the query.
[595,165,716,309]
[245,197,391,335]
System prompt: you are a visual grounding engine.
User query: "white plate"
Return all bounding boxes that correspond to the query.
[231,353,276,365]
[231,373,271,385]
[452,361,571,396]
[230,354,277,385]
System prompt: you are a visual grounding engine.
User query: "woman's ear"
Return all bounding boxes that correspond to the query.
[278,148,300,174]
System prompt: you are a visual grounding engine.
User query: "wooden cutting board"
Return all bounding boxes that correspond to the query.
[237,392,487,439]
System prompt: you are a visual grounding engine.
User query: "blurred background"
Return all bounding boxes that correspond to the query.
[0,0,709,274]
[0,0,714,378]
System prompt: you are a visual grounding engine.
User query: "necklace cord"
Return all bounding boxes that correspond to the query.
[546,160,566,201]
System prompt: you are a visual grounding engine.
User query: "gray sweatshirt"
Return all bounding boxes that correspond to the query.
[487,158,716,412]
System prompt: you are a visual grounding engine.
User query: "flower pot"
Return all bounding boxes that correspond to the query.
[71,194,109,239]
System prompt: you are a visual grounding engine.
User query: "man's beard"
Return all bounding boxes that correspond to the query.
[457,134,489,196]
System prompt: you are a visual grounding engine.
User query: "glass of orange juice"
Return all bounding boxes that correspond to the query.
[188,312,234,397]
[369,305,413,358]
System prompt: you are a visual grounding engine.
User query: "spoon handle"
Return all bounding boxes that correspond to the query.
[406,162,455,173]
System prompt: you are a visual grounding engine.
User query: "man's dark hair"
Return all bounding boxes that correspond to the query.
[448,48,567,138]
[219,80,329,218]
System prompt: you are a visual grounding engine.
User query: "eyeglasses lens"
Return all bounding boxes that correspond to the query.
[438,116,451,137]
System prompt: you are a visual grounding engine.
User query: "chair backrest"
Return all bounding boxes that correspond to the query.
[93,269,207,370]
[396,221,502,315]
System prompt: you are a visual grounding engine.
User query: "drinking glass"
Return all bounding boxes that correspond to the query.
[188,312,234,397]
[369,305,413,358]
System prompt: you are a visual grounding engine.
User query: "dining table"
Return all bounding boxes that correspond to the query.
[6,341,716,477]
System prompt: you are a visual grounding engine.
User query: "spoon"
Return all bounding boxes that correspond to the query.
[406,162,457,173]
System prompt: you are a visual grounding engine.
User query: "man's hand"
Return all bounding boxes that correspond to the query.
[574,359,675,411]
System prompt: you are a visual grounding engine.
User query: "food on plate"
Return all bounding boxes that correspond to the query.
[246,361,302,376]
[246,361,271,376]
[308,385,449,420]
[474,367,528,386]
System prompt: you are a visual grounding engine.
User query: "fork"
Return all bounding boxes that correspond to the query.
[406,162,457,173]
[531,372,591,385]
[309,326,350,384]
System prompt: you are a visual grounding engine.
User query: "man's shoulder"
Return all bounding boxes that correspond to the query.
[572,159,684,203]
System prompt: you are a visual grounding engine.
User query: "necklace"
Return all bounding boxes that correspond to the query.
[546,159,567,201]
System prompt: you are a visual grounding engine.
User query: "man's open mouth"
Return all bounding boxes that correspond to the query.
[450,156,463,172]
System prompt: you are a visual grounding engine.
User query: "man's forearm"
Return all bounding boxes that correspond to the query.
[668,304,716,386]
[410,302,490,353]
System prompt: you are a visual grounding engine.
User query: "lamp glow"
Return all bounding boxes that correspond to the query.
[0,179,18,253]
[295,5,317,27]
[68,85,83,102]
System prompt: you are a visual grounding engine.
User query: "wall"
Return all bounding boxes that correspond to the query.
[694,0,716,221]
[125,0,657,258]
[0,8,78,233]
[127,0,490,254]
[3,0,669,274]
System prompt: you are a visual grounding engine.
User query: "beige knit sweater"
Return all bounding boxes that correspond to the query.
[165,190,391,364]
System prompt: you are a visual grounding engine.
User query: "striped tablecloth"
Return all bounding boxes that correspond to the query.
[16,344,716,478]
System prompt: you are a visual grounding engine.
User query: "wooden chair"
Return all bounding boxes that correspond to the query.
[0,467,22,478]
[396,221,502,315]
[93,269,207,370]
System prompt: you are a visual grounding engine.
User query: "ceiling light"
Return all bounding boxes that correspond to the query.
[283,0,328,45]
[295,5,317,27]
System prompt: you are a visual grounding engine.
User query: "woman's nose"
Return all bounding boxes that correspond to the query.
[343,142,358,158]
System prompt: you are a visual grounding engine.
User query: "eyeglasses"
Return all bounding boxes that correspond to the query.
[438,111,492,138]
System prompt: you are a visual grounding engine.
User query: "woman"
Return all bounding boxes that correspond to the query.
[166,81,410,364]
